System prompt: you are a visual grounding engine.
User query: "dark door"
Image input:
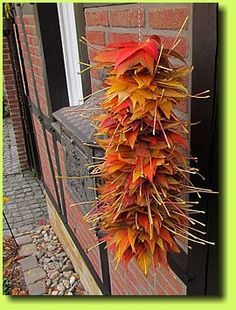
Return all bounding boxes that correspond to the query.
[187,3,219,296]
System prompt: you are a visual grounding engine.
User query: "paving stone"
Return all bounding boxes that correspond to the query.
[16,235,32,246]
[3,229,12,237]
[24,268,46,286]
[20,210,33,216]
[13,217,23,223]
[7,203,17,208]
[19,244,37,257]
[19,255,39,272]
[13,186,21,191]
[5,217,14,224]
[15,198,24,203]
[18,225,34,233]
[22,214,34,220]
[16,193,25,198]
[24,219,35,225]
[22,184,30,189]
[23,188,31,193]
[14,222,25,228]
[15,189,23,194]
[28,280,46,295]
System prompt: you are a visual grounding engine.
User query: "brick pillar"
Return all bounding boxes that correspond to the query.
[3,35,29,171]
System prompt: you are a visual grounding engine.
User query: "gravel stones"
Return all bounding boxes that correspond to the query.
[69,276,76,286]
[31,225,85,295]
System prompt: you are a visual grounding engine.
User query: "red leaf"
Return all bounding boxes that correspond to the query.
[169,132,189,149]
[138,214,149,233]
[122,247,135,268]
[160,227,173,247]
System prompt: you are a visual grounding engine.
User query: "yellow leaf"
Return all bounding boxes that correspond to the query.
[157,237,165,250]
[158,80,188,93]
[132,168,142,183]
[107,162,126,173]
[162,88,188,98]
[106,80,128,94]
[137,252,152,276]
[128,228,138,253]
[159,101,172,119]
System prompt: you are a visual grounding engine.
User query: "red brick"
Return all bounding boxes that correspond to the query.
[25,25,36,35]
[3,52,11,61]
[155,270,179,295]
[5,84,16,91]
[107,33,139,44]
[19,33,25,42]
[17,24,23,33]
[86,30,105,46]
[4,75,14,82]
[148,8,188,30]
[21,46,28,57]
[91,79,103,93]
[4,69,14,76]
[90,68,100,80]
[127,279,140,295]
[32,64,43,76]
[85,10,108,26]
[29,46,40,56]
[176,99,188,113]
[35,75,44,86]
[23,15,34,25]
[31,54,41,66]
[88,47,98,62]
[160,269,185,294]
[3,64,12,71]
[4,59,12,65]
[110,8,144,28]
[7,94,18,101]
[27,35,38,46]
[111,278,126,295]
[127,266,148,290]
[160,36,188,57]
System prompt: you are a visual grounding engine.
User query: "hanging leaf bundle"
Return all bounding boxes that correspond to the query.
[83,34,215,276]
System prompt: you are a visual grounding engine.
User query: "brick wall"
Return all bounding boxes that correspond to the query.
[16,15,49,117]
[85,3,192,116]
[3,36,29,171]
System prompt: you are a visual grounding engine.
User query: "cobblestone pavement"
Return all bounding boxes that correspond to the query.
[3,118,48,236]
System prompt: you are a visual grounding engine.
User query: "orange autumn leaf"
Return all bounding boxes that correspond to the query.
[84,33,212,277]
[125,129,139,149]
[127,228,138,253]
[138,214,149,233]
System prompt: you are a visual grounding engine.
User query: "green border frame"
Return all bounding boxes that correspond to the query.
[0,0,234,308]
